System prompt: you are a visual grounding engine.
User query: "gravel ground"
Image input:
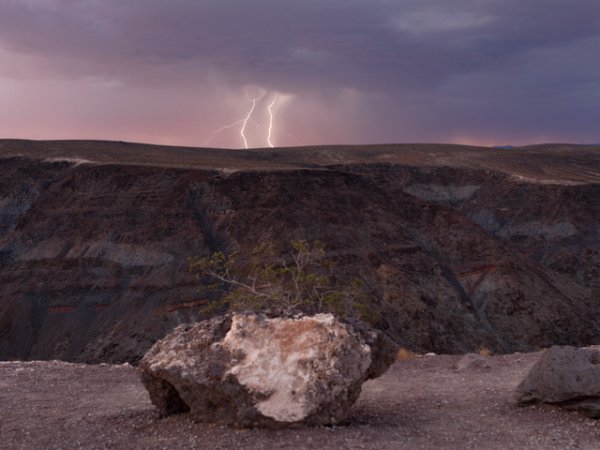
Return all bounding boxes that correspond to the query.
[1,352,599,449]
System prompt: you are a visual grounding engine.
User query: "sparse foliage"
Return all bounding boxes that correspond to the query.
[396,347,418,361]
[478,346,493,357]
[188,239,378,322]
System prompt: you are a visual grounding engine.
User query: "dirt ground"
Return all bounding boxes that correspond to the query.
[1,351,599,450]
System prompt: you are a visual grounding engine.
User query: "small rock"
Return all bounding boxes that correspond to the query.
[138,313,397,427]
[455,353,491,371]
[514,345,600,418]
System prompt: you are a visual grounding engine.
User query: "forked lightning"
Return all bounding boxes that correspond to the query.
[206,91,280,149]
[240,92,266,149]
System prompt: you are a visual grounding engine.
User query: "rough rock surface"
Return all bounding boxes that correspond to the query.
[514,345,600,418]
[138,313,397,427]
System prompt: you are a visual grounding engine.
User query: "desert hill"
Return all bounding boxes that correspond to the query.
[1,139,600,182]
[1,140,600,362]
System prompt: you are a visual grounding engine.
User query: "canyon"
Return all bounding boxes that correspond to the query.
[1,139,599,363]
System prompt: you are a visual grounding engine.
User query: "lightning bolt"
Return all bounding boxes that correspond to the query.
[240,91,266,149]
[204,119,245,146]
[204,89,284,149]
[267,94,279,148]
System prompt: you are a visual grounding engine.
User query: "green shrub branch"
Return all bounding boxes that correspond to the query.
[189,239,379,323]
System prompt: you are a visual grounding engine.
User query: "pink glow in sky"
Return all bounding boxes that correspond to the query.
[0,0,599,148]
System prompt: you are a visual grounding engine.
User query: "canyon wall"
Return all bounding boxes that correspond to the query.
[1,141,599,362]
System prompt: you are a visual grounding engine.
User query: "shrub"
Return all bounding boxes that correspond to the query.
[478,346,493,357]
[396,347,418,361]
[189,239,379,323]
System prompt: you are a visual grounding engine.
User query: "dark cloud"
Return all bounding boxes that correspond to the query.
[0,0,598,146]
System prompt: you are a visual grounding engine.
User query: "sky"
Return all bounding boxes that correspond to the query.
[0,0,599,148]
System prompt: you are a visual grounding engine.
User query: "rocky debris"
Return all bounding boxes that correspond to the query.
[138,313,397,427]
[455,353,491,371]
[514,345,600,418]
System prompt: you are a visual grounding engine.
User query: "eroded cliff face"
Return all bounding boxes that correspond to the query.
[1,141,600,362]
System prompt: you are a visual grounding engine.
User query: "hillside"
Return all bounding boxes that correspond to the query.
[1,140,600,362]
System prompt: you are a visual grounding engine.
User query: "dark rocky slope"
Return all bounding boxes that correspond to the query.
[1,140,599,362]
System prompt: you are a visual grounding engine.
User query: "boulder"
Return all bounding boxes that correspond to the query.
[138,313,397,427]
[514,345,600,418]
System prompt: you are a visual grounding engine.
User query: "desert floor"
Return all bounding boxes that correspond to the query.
[1,351,599,449]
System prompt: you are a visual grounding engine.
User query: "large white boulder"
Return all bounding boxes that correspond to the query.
[138,313,397,427]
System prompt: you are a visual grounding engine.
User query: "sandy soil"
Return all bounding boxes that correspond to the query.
[1,352,599,450]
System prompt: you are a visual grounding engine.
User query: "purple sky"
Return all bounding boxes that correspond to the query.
[0,0,599,148]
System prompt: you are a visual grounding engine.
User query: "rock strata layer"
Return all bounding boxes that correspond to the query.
[138,313,397,427]
[514,345,600,418]
[3,142,600,363]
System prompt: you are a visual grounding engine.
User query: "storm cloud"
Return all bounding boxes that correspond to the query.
[0,0,598,147]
